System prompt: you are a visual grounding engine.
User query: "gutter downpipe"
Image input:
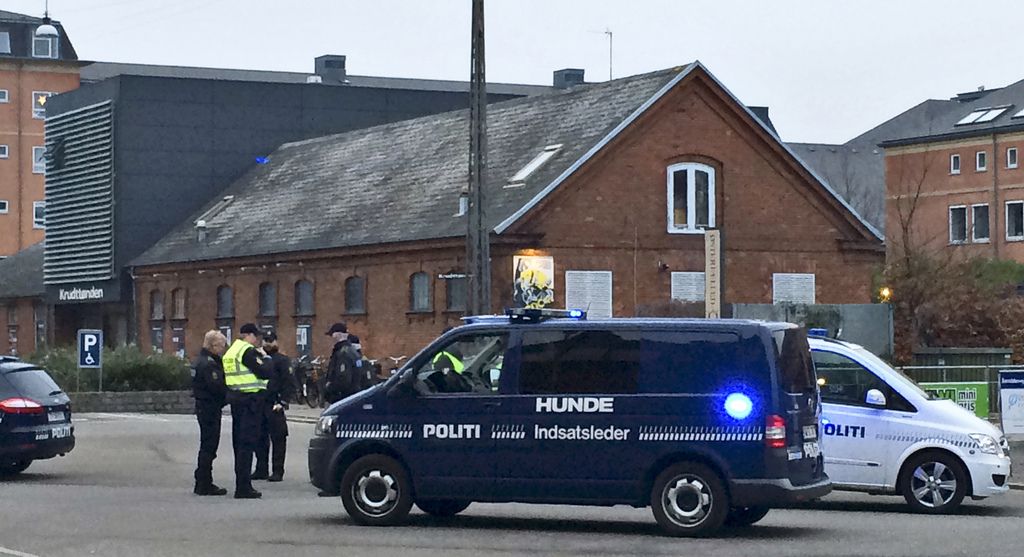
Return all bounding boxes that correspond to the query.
[992,133,1000,259]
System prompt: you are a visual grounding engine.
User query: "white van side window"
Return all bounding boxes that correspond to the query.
[812,350,914,411]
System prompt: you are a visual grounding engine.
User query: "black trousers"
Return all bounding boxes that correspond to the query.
[194,401,222,487]
[254,401,288,477]
[229,393,263,493]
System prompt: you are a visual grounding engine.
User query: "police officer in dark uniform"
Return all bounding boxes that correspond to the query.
[222,323,274,499]
[191,330,228,496]
[253,331,292,482]
[324,322,362,405]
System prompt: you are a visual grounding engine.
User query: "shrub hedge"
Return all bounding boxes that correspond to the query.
[25,345,190,393]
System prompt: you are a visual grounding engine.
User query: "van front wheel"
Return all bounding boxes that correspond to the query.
[340,455,413,526]
[650,462,728,537]
[416,499,471,517]
[899,451,967,514]
[724,506,770,527]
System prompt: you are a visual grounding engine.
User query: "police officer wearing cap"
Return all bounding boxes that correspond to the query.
[222,323,273,499]
[324,322,362,404]
[253,331,292,482]
[191,330,228,496]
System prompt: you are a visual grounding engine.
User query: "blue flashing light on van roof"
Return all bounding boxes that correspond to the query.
[724,392,754,420]
[255,156,269,164]
[505,308,587,323]
[568,309,584,318]
[807,328,829,338]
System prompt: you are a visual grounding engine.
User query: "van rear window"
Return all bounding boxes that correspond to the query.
[773,327,815,393]
[638,331,769,395]
[3,367,61,398]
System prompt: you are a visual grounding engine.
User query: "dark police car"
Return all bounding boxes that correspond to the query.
[309,309,830,536]
[0,357,74,477]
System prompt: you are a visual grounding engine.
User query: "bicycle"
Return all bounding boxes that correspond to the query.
[387,355,407,377]
[298,356,324,409]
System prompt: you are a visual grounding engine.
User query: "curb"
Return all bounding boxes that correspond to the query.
[1010,483,1024,491]
[286,416,319,425]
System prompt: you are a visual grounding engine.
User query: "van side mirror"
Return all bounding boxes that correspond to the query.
[865,389,886,407]
[386,370,418,399]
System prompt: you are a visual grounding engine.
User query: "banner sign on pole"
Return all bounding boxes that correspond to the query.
[999,370,1024,437]
[919,381,990,418]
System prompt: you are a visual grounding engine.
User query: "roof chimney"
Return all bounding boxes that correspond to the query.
[315,55,348,84]
[553,68,585,89]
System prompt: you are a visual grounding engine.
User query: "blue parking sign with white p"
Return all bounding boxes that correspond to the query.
[78,329,103,369]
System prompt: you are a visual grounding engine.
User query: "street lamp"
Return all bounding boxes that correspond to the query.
[35,0,59,39]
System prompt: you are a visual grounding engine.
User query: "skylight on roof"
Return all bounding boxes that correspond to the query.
[1013,107,1024,119]
[956,106,1011,125]
[508,144,562,186]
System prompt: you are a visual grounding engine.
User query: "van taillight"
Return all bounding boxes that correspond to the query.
[765,414,786,448]
[0,398,45,415]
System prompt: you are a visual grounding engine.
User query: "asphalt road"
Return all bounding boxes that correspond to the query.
[1,413,1023,557]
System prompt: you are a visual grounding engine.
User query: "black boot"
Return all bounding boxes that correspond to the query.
[194,483,228,496]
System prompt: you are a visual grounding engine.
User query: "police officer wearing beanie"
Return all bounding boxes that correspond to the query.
[253,331,292,482]
[191,330,228,496]
[222,323,273,499]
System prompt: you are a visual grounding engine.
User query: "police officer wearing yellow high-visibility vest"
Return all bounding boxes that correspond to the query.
[222,323,274,499]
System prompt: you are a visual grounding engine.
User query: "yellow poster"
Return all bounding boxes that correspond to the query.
[513,256,554,309]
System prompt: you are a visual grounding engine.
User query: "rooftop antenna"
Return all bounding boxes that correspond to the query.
[604,28,613,80]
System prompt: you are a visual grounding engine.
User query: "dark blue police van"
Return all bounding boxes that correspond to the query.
[309,309,830,536]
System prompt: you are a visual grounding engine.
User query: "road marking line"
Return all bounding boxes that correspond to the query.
[0,546,41,557]
[92,413,171,423]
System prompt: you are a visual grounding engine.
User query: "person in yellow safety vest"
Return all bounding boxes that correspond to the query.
[432,349,465,374]
[222,323,273,499]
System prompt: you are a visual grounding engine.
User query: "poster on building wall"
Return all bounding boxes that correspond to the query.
[565,271,613,318]
[513,255,555,309]
[171,327,186,359]
[919,381,990,418]
[773,273,816,304]
[671,272,706,302]
[999,371,1024,437]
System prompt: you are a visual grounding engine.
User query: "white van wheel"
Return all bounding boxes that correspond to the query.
[650,462,728,537]
[900,452,967,514]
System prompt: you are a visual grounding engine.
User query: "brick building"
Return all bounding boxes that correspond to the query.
[132,62,884,361]
[881,80,1024,260]
[0,10,79,256]
[0,242,46,355]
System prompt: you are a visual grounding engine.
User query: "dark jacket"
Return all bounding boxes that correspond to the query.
[191,348,226,406]
[325,339,362,403]
[265,351,294,406]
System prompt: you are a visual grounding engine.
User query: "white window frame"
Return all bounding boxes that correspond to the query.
[32,146,45,174]
[32,36,57,59]
[950,154,961,175]
[0,31,11,55]
[1007,201,1024,241]
[1008,147,1018,169]
[971,203,990,243]
[0,89,8,103]
[32,201,45,229]
[948,205,968,244]
[976,151,987,172]
[31,91,53,119]
[666,162,716,234]
[0,200,8,214]
[0,145,8,159]
[508,144,562,186]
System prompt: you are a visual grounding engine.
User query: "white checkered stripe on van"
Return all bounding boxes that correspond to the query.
[492,424,527,440]
[638,426,764,442]
[876,432,975,449]
[336,424,414,439]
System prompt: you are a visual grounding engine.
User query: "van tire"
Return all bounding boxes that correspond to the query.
[340,454,413,526]
[899,451,967,514]
[0,459,31,477]
[724,506,770,527]
[650,461,728,537]
[416,499,471,517]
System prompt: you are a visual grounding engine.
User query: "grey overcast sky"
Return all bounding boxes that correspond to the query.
[7,0,1024,144]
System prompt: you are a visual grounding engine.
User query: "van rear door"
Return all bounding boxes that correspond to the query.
[771,326,825,485]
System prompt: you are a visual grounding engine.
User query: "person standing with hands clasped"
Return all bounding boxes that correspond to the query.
[253,331,292,482]
[191,330,228,496]
[222,323,273,499]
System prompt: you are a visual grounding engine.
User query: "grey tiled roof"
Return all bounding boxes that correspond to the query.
[80,61,553,96]
[881,81,1024,146]
[134,66,686,266]
[0,243,44,300]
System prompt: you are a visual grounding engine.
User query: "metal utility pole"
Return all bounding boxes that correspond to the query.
[467,0,491,315]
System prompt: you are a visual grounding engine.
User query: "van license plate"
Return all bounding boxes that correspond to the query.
[803,441,820,459]
[48,411,65,423]
[51,425,72,439]
[803,425,817,440]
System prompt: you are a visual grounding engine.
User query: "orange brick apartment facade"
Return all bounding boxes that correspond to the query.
[133,64,883,362]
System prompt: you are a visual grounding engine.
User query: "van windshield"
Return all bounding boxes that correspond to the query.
[772,327,816,394]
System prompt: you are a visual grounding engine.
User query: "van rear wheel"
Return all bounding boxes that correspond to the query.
[650,461,728,537]
[0,459,31,477]
[416,499,471,517]
[899,451,967,514]
[724,506,770,527]
[340,455,413,526]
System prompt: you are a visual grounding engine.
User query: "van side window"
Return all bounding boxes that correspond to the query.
[415,333,507,395]
[638,331,766,395]
[520,330,640,394]
[812,350,914,411]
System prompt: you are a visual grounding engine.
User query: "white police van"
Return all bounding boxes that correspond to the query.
[809,334,1011,513]
[309,309,831,537]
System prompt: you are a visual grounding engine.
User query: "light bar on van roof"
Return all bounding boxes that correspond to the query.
[505,308,587,322]
[807,328,829,338]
